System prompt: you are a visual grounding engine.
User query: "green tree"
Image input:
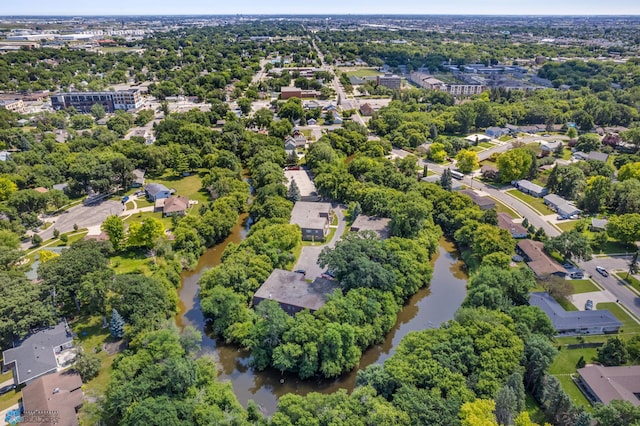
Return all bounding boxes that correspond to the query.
[135,109,154,126]
[127,217,164,249]
[237,97,252,115]
[109,308,125,338]
[544,230,593,262]
[90,103,106,120]
[456,149,479,174]
[74,350,101,381]
[574,133,601,153]
[581,175,612,213]
[593,400,640,426]
[428,142,448,163]
[607,214,640,245]
[497,148,533,183]
[101,215,126,251]
[566,126,578,139]
[597,336,628,366]
[0,177,17,201]
[287,179,301,202]
[440,168,452,191]
[618,162,640,182]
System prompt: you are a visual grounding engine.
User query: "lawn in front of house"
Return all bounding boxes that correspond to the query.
[505,189,554,215]
[571,279,600,294]
[478,142,493,148]
[613,272,640,294]
[596,302,640,334]
[493,199,520,218]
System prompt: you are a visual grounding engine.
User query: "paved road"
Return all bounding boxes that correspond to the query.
[293,206,346,280]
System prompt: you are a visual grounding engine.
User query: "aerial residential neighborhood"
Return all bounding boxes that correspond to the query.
[1,8,640,426]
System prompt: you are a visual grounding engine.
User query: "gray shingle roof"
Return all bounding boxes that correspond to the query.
[145,182,169,197]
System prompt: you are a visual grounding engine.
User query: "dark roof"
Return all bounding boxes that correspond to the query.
[163,196,189,214]
[591,218,608,230]
[2,322,74,384]
[578,365,640,406]
[22,370,83,426]
[145,182,169,196]
[497,213,528,236]
[253,269,338,312]
[516,180,546,194]
[459,189,496,209]
[290,202,331,230]
[517,240,566,277]
[350,215,391,239]
[132,169,145,184]
[588,151,609,162]
[529,292,622,333]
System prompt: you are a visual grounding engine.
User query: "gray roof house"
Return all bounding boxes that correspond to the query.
[0,151,12,162]
[290,201,332,241]
[460,189,496,210]
[588,151,609,162]
[514,180,548,197]
[577,365,640,407]
[145,183,171,201]
[253,269,339,315]
[131,169,145,188]
[543,194,581,218]
[350,215,392,239]
[590,218,608,232]
[2,322,74,385]
[529,292,622,336]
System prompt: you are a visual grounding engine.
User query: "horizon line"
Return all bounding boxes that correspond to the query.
[1,13,640,17]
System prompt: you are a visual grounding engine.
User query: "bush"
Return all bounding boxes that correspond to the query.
[31,234,43,246]
[53,229,60,238]
[73,351,101,381]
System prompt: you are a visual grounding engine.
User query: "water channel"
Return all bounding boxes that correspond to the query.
[177,216,468,415]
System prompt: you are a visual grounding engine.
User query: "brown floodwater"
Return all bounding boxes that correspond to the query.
[177,218,468,416]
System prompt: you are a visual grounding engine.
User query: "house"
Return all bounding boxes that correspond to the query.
[350,215,391,239]
[284,138,297,152]
[290,201,332,241]
[516,239,566,279]
[460,189,496,211]
[131,169,145,188]
[331,113,343,124]
[497,213,528,238]
[529,292,622,336]
[587,151,609,162]
[540,140,563,153]
[465,133,491,143]
[0,151,12,162]
[33,186,49,194]
[145,183,171,201]
[307,118,317,125]
[577,365,640,406]
[359,103,376,117]
[292,130,307,145]
[284,169,320,202]
[590,218,608,232]
[485,127,509,138]
[158,195,189,217]
[52,182,69,192]
[21,370,84,426]
[543,194,581,218]
[253,269,339,315]
[514,180,548,198]
[2,322,74,385]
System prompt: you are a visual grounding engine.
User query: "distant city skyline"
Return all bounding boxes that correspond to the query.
[3,0,639,16]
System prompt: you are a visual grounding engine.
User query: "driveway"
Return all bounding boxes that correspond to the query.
[293,206,346,280]
[37,200,123,243]
[569,290,617,311]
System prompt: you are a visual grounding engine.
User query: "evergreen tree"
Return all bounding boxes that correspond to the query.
[429,124,438,140]
[423,164,428,178]
[109,308,125,339]
[288,179,301,202]
[440,169,452,191]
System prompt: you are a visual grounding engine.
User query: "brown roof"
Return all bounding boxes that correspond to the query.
[84,231,109,242]
[497,213,528,236]
[350,215,391,239]
[517,239,566,277]
[21,370,83,426]
[253,269,338,313]
[163,196,189,214]
[459,189,496,209]
[33,187,49,193]
[578,365,640,406]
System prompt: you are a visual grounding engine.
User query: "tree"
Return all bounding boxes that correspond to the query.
[459,399,498,426]
[618,162,640,182]
[546,165,586,201]
[109,308,125,339]
[38,250,59,263]
[440,168,452,191]
[428,142,447,163]
[495,385,518,426]
[254,108,273,129]
[574,133,601,153]
[31,234,43,246]
[593,400,640,426]
[287,179,301,202]
[396,155,418,177]
[135,109,154,126]
[237,97,252,115]
[0,177,17,201]
[581,175,612,213]
[553,142,564,158]
[278,98,304,122]
[74,350,101,381]
[127,217,163,249]
[101,215,126,251]
[456,149,479,174]
[497,148,533,183]
[90,103,106,120]
[544,230,593,262]
[607,214,640,245]
[597,336,629,366]
[627,335,640,363]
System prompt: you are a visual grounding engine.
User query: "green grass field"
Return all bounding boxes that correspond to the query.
[596,302,640,334]
[613,272,640,294]
[346,68,382,77]
[571,279,600,294]
[478,142,493,148]
[506,190,554,215]
[556,221,578,232]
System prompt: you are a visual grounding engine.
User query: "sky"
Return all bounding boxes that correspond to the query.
[3,0,639,16]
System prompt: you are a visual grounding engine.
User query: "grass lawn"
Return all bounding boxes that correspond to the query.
[469,146,484,152]
[0,388,21,411]
[110,249,154,275]
[494,199,520,219]
[498,135,513,142]
[550,345,598,409]
[613,272,640,294]
[151,173,208,204]
[558,374,592,408]
[556,221,578,232]
[525,394,548,424]
[571,279,600,294]
[346,68,382,77]
[71,315,120,397]
[557,296,579,312]
[596,302,640,334]
[134,198,154,208]
[478,142,493,148]
[560,148,573,160]
[287,243,303,270]
[123,210,174,230]
[506,189,554,215]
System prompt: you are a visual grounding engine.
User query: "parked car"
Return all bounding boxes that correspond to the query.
[294,269,306,275]
[570,271,584,279]
[585,300,594,310]
[0,384,16,395]
[595,266,609,277]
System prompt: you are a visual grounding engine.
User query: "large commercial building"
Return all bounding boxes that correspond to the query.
[51,89,143,113]
[377,73,402,90]
[409,71,485,97]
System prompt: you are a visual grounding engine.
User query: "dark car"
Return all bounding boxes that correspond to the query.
[585,300,594,311]
[294,269,306,275]
[0,383,16,395]
[595,266,609,277]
